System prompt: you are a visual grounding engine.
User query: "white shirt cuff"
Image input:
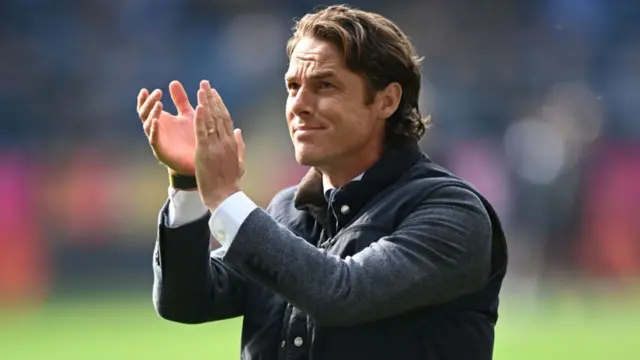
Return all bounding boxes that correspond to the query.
[167,187,209,228]
[208,191,258,249]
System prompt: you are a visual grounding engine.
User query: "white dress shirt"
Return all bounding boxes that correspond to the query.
[167,187,257,249]
[166,173,363,249]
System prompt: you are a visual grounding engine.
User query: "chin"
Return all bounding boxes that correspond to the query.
[295,152,318,166]
[294,146,327,167]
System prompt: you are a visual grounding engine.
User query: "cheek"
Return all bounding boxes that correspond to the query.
[317,98,374,138]
[343,107,375,134]
[285,96,293,113]
[285,100,295,126]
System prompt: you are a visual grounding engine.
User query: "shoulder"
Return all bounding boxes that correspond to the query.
[422,177,486,210]
[404,160,493,227]
[407,178,490,222]
[406,159,508,273]
[425,185,491,230]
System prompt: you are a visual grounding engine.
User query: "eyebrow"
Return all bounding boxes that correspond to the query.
[284,70,336,82]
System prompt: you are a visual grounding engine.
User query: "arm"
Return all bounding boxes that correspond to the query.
[152,189,249,324]
[213,186,492,326]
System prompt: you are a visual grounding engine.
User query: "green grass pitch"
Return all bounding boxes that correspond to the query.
[1,293,638,359]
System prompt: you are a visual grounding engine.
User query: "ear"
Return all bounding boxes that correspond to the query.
[376,82,402,120]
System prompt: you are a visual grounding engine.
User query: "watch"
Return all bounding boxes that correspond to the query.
[169,173,198,190]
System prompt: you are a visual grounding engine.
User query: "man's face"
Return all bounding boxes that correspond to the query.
[284,37,386,167]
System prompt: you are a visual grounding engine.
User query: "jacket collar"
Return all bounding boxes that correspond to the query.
[293,141,425,225]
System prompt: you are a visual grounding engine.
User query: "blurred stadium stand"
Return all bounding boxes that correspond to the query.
[1,0,638,359]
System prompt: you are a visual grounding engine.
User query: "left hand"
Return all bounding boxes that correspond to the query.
[193,80,246,210]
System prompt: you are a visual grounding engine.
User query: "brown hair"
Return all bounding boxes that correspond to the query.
[287,4,430,145]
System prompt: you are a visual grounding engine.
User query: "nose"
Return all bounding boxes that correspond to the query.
[290,87,314,118]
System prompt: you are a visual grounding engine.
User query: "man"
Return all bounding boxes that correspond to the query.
[138,5,507,360]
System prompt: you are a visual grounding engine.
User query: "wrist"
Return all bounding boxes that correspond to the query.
[169,172,198,190]
[204,188,241,210]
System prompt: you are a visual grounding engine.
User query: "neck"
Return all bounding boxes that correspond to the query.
[319,141,384,189]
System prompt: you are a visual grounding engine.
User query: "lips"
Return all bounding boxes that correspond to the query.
[294,125,325,132]
[293,125,326,141]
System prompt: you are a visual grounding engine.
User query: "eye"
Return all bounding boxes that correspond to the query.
[319,81,334,89]
[286,82,300,91]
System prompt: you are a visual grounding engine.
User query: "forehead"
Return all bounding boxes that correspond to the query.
[286,37,347,76]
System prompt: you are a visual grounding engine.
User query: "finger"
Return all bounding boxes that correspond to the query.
[202,81,216,119]
[137,88,149,114]
[138,89,162,121]
[234,128,245,165]
[148,118,159,147]
[149,101,163,126]
[143,118,152,137]
[169,81,193,115]
[201,81,218,136]
[138,89,160,119]
[194,103,210,144]
[211,88,234,137]
[197,86,216,135]
[143,101,162,137]
[203,82,223,139]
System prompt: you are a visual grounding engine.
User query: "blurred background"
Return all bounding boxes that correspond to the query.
[1,0,639,359]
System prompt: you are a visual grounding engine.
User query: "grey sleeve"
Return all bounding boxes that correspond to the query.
[221,185,492,326]
[152,201,247,324]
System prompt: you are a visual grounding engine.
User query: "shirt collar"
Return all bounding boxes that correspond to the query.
[322,173,364,194]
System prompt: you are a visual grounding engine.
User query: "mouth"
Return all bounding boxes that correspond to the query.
[293,125,326,140]
[294,125,325,132]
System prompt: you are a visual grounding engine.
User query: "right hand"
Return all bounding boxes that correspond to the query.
[137,81,196,175]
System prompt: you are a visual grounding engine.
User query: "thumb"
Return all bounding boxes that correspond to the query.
[169,80,193,115]
[234,128,245,166]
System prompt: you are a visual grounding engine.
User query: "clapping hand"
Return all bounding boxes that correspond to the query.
[193,80,246,210]
[137,81,197,176]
